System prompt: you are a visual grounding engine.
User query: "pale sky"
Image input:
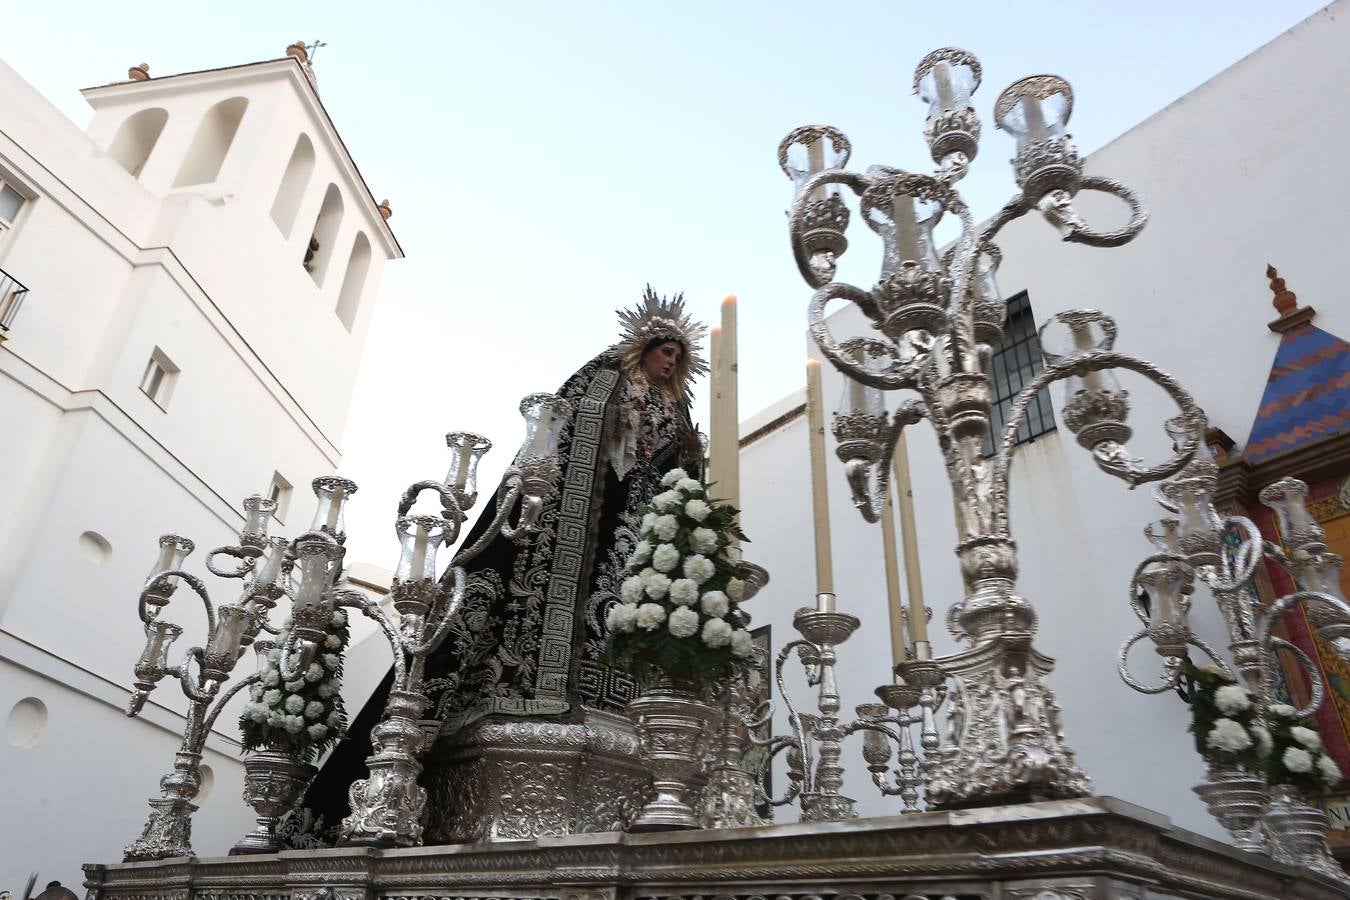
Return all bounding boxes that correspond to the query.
[0,1,1329,565]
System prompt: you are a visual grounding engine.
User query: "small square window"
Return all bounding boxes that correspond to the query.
[268,472,293,524]
[0,184,24,224]
[140,347,180,409]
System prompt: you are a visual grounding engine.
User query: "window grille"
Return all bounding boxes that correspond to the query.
[983,292,1056,456]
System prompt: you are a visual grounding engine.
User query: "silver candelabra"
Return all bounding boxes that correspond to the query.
[779,47,1207,808]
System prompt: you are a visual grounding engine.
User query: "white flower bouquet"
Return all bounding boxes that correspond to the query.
[238,608,351,763]
[1264,703,1342,796]
[1180,658,1265,775]
[603,467,753,687]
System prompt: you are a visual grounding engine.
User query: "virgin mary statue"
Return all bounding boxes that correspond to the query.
[299,287,708,839]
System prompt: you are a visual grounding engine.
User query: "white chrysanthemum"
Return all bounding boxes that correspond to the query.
[306,723,328,741]
[283,714,305,734]
[327,710,342,728]
[606,602,639,633]
[284,678,305,692]
[302,700,323,720]
[669,578,700,606]
[629,540,653,566]
[641,512,658,536]
[263,688,283,707]
[643,573,671,600]
[653,515,679,541]
[284,693,305,714]
[1206,717,1253,753]
[1250,723,1273,754]
[620,575,646,603]
[322,653,341,671]
[1318,753,1342,785]
[661,467,688,487]
[653,490,683,512]
[668,606,700,638]
[636,603,667,630]
[249,683,264,700]
[250,704,270,722]
[330,609,347,628]
[726,577,746,601]
[1214,684,1252,716]
[1267,703,1297,719]
[652,543,681,573]
[1291,725,1323,750]
[267,710,286,728]
[305,662,325,682]
[685,499,711,522]
[730,628,754,658]
[1284,746,1314,773]
[267,647,282,662]
[639,566,657,581]
[701,590,730,618]
[317,682,336,699]
[683,554,715,584]
[262,668,281,687]
[701,617,733,648]
[676,477,703,494]
[690,527,719,554]
[324,634,341,649]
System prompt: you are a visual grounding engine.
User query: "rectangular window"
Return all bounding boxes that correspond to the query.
[0,183,24,225]
[982,292,1056,456]
[139,347,180,409]
[268,472,293,524]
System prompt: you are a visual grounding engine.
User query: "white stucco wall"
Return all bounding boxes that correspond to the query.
[0,54,399,888]
[739,1,1350,839]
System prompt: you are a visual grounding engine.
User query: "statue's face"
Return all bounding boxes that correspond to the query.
[641,340,683,385]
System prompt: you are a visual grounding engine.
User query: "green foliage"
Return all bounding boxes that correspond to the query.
[238,609,351,763]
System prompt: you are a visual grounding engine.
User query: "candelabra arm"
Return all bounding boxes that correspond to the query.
[840,404,926,523]
[1059,175,1149,248]
[453,483,524,567]
[332,588,409,693]
[1269,636,1325,719]
[277,628,315,683]
[770,639,816,791]
[808,283,920,390]
[405,567,467,658]
[760,734,805,807]
[204,545,262,579]
[991,350,1201,534]
[397,480,467,522]
[200,669,261,737]
[1118,630,1231,694]
[790,169,873,288]
[140,571,217,636]
[1263,540,1295,569]
[978,194,1034,246]
[176,646,213,705]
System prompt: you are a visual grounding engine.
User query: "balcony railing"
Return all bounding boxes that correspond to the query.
[0,266,30,337]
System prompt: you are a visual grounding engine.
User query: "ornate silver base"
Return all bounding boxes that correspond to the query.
[122,797,196,862]
[1191,760,1267,853]
[626,687,722,831]
[422,709,649,842]
[230,749,317,855]
[1264,784,1350,885]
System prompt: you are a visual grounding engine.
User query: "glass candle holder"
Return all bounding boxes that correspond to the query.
[994,74,1073,153]
[836,339,889,419]
[291,539,340,617]
[915,48,980,115]
[145,534,195,604]
[253,536,290,592]
[134,619,183,683]
[394,515,451,584]
[1145,518,1183,554]
[519,393,572,460]
[867,186,942,278]
[1138,563,1187,629]
[1259,478,1316,544]
[310,476,358,539]
[239,495,276,548]
[203,604,253,675]
[778,125,850,202]
[445,431,492,508]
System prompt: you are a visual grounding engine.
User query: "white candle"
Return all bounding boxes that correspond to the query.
[807,137,825,202]
[933,62,955,109]
[806,359,834,595]
[892,194,921,266]
[894,431,928,643]
[1156,586,1175,627]
[817,591,836,614]
[721,295,740,514]
[1072,322,1103,391]
[325,485,345,532]
[848,345,866,414]
[881,483,906,664]
[709,325,724,491]
[530,407,553,456]
[454,441,473,490]
[1023,95,1048,142]
[409,522,428,581]
[1284,493,1310,530]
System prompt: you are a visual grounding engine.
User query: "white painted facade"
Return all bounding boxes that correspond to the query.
[739,2,1350,839]
[0,54,400,888]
